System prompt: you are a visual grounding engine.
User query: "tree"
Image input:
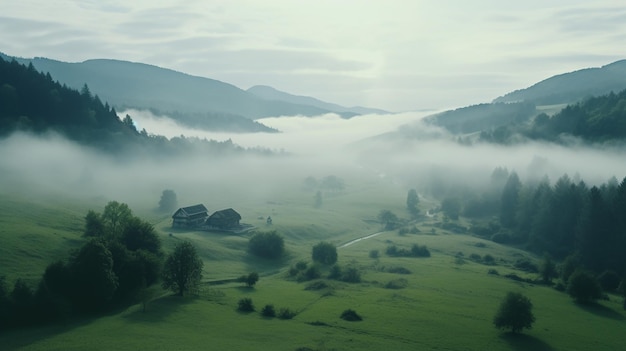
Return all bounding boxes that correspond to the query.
[406,189,420,218]
[539,254,558,283]
[238,272,259,287]
[162,241,204,296]
[248,231,284,259]
[493,292,535,333]
[500,172,521,228]
[70,239,119,311]
[102,201,133,237]
[312,241,338,265]
[83,210,105,237]
[378,209,398,230]
[121,217,161,254]
[158,189,178,213]
[567,269,602,304]
[441,197,461,220]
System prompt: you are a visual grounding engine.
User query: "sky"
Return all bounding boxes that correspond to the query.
[1,0,626,111]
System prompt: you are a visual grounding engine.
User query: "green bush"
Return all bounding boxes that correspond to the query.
[340,309,362,321]
[312,242,338,265]
[261,304,275,317]
[493,292,535,333]
[384,278,408,289]
[369,249,379,259]
[248,231,284,259]
[278,307,296,319]
[237,298,255,312]
[567,270,602,303]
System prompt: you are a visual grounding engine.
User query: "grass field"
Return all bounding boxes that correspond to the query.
[1,175,625,350]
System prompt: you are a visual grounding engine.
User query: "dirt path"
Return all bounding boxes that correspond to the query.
[338,231,386,248]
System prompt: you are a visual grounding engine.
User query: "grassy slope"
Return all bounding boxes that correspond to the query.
[1,177,625,350]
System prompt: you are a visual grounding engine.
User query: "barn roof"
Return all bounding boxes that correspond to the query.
[173,204,208,218]
[208,208,241,220]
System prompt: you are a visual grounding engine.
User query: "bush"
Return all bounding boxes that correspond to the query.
[514,258,538,273]
[386,266,411,274]
[340,309,362,321]
[567,270,602,303]
[340,267,361,283]
[261,304,275,317]
[278,307,296,319]
[483,254,496,265]
[469,253,482,262]
[411,244,431,257]
[237,298,255,312]
[369,249,379,259]
[488,269,499,275]
[312,242,338,265]
[384,278,408,289]
[327,265,342,280]
[248,231,284,259]
[295,261,308,271]
[386,244,430,258]
[304,281,330,291]
[598,270,621,292]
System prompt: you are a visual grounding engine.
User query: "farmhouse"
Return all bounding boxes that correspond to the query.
[205,208,242,230]
[172,204,209,228]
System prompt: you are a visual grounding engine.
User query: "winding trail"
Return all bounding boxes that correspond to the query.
[338,231,386,248]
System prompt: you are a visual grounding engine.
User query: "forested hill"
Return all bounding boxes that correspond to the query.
[0,53,344,121]
[494,60,626,105]
[0,57,262,156]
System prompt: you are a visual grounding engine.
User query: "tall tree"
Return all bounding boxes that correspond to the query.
[493,292,535,334]
[162,241,204,296]
[406,189,420,218]
[500,172,521,228]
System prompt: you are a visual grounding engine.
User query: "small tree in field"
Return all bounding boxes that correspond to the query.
[162,241,203,296]
[567,269,602,304]
[312,242,338,265]
[493,292,535,333]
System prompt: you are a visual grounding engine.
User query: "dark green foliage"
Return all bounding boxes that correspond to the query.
[441,197,461,220]
[369,249,379,259]
[483,254,496,265]
[340,267,361,283]
[386,244,430,258]
[249,231,285,259]
[121,217,161,254]
[277,307,296,319]
[70,239,119,311]
[9,279,36,327]
[162,241,203,296]
[488,269,499,275]
[514,258,538,273]
[410,244,431,257]
[312,241,338,265]
[303,266,321,282]
[539,254,558,283]
[560,254,581,283]
[340,309,362,321]
[430,102,536,134]
[238,272,259,287]
[385,266,411,274]
[567,270,602,303]
[327,265,342,280]
[304,281,330,291]
[384,278,408,289]
[158,189,178,213]
[406,188,420,218]
[237,298,255,312]
[597,270,620,292]
[378,209,399,230]
[493,292,535,333]
[84,210,105,237]
[261,304,275,317]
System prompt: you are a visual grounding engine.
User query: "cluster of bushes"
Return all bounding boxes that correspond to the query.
[237,298,297,319]
[328,265,362,283]
[288,261,321,282]
[0,201,164,329]
[386,244,431,258]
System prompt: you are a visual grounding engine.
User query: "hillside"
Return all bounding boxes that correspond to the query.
[0,57,268,155]
[494,60,626,105]
[0,53,347,125]
[247,85,389,117]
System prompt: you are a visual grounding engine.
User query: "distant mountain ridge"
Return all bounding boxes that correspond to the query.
[247,85,389,117]
[0,53,386,133]
[494,60,626,105]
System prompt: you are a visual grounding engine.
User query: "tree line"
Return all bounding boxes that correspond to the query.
[0,201,205,330]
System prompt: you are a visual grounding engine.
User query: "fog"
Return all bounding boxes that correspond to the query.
[1,110,625,212]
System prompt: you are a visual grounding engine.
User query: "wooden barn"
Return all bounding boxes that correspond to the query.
[205,208,241,230]
[172,204,209,228]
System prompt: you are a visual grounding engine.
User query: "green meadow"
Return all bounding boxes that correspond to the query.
[1,176,625,351]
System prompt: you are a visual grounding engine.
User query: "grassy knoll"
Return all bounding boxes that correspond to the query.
[1,177,625,350]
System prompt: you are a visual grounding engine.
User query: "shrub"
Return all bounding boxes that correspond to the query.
[303,266,321,281]
[483,254,495,265]
[598,270,621,292]
[384,278,408,289]
[504,273,523,282]
[295,261,308,271]
[469,253,482,262]
[340,309,362,321]
[369,249,379,259]
[328,265,342,280]
[237,298,255,312]
[340,267,361,283]
[567,270,602,303]
[304,281,330,291]
[386,266,411,274]
[312,242,338,265]
[248,231,284,259]
[411,244,431,257]
[261,304,275,317]
[514,258,538,273]
[237,272,259,287]
[488,269,499,275]
[278,307,296,319]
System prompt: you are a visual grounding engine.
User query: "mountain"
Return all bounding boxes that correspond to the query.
[0,57,265,156]
[247,85,389,117]
[0,53,347,130]
[494,60,626,105]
